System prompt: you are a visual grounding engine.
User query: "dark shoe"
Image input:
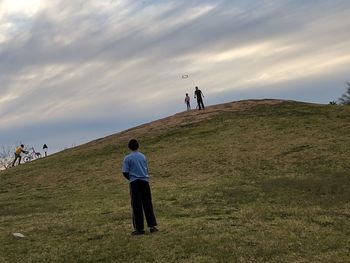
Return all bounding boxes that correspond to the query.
[131,230,145,236]
[150,227,158,233]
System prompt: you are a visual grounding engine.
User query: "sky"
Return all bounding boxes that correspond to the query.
[1,0,350,154]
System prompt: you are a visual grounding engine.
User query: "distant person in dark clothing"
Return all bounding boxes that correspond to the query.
[122,139,158,235]
[12,144,28,167]
[43,144,48,157]
[185,93,191,110]
[194,86,205,110]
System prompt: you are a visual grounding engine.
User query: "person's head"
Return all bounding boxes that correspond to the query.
[195,86,198,90]
[186,93,188,96]
[20,144,24,148]
[128,139,139,151]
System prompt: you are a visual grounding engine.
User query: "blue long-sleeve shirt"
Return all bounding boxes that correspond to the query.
[122,151,149,183]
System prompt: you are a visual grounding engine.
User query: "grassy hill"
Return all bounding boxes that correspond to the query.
[1,100,350,263]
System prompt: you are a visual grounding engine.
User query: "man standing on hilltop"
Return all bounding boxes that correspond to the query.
[194,86,205,110]
[122,139,158,235]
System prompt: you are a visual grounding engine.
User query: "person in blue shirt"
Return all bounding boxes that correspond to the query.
[184,93,191,110]
[122,139,158,235]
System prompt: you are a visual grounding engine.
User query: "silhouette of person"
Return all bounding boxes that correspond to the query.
[185,93,191,110]
[12,144,28,167]
[194,86,205,110]
[43,144,48,157]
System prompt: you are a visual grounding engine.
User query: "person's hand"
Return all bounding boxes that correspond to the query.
[123,172,130,180]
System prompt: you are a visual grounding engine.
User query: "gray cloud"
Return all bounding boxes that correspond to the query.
[1,0,350,152]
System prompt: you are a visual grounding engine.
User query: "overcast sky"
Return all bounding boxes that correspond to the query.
[1,0,350,153]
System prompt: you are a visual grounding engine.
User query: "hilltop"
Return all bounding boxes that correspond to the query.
[1,100,350,263]
[84,99,285,148]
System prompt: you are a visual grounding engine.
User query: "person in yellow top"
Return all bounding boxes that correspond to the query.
[12,144,28,167]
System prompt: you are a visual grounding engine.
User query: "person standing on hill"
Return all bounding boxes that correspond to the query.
[194,86,205,110]
[43,144,48,157]
[12,144,28,167]
[122,139,158,235]
[185,93,191,110]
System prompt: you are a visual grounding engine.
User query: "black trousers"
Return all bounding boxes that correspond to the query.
[197,98,205,110]
[130,180,157,231]
[12,154,21,167]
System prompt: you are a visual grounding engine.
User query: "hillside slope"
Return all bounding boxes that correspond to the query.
[1,100,350,263]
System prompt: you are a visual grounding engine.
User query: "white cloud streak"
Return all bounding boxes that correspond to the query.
[1,0,350,152]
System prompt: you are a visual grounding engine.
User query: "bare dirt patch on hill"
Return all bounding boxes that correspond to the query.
[87,99,285,149]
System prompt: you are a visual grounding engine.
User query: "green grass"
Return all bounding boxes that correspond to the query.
[1,101,350,262]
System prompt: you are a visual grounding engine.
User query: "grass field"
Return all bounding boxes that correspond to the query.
[1,100,350,262]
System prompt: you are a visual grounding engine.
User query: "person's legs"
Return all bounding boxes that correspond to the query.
[12,156,15,167]
[140,181,157,228]
[199,99,205,109]
[197,98,202,110]
[12,155,18,167]
[130,180,144,232]
[18,155,22,165]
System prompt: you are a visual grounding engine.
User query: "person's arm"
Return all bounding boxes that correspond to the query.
[21,149,29,154]
[122,172,130,180]
[201,91,204,98]
[122,157,130,181]
[145,157,149,175]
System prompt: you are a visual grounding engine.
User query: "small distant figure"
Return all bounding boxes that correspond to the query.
[43,144,48,157]
[122,139,158,235]
[185,93,191,110]
[194,86,205,110]
[12,144,28,167]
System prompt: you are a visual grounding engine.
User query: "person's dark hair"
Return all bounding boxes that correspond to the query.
[128,139,139,151]
[20,144,24,148]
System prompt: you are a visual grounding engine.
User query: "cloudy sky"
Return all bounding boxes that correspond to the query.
[1,0,350,153]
